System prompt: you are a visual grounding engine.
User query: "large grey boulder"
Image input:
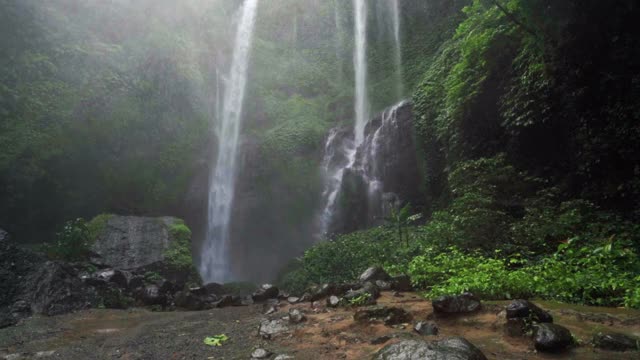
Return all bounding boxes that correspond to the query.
[90,216,199,287]
[533,323,573,353]
[376,338,487,360]
[91,216,182,269]
[432,293,481,314]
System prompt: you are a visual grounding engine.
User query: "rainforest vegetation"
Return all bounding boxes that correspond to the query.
[1,0,639,311]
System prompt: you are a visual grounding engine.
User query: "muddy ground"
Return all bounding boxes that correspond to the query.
[1,292,639,359]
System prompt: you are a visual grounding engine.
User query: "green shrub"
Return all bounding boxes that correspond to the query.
[86,213,113,242]
[45,218,91,261]
[164,221,194,271]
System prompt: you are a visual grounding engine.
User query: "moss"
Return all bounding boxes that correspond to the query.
[164,221,194,270]
[86,213,114,243]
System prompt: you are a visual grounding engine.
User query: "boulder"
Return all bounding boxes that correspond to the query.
[506,299,553,323]
[376,280,393,291]
[139,285,166,306]
[90,216,198,288]
[287,297,300,304]
[593,332,639,352]
[27,261,97,316]
[354,306,412,326]
[251,348,272,359]
[327,295,341,308]
[360,266,392,283]
[375,338,487,360]
[288,308,306,324]
[87,269,129,289]
[252,284,279,302]
[414,321,439,336]
[203,282,225,296]
[259,319,290,339]
[533,323,573,353]
[432,293,481,314]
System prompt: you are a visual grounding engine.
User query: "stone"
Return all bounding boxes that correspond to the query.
[376,280,393,291]
[375,338,487,360]
[359,266,392,283]
[140,285,166,306]
[203,282,225,296]
[391,275,413,292]
[287,297,300,304]
[259,319,290,339]
[0,228,9,242]
[89,269,129,289]
[354,306,412,326]
[251,348,272,359]
[533,323,573,353]
[274,355,294,360]
[506,299,553,323]
[593,332,639,352]
[288,308,306,324]
[252,284,280,302]
[432,293,481,314]
[89,216,196,288]
[371,335,392,345]
[174,291,205,311]
[127,275,145,291]
[414,321,439,336]
[327,295,341,308]
[213,295,235,308]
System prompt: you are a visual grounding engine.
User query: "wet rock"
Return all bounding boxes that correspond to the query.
[288,308,306,324]
[88,269,129,289]
[140,285,166,306]
[390,275,412,292]
[157,279,175,294]
[533,323,573,353]
[414,321,439,336]
[432,293,481,314]
[127,275,145,291]
[593,332,639,352]
[28,261,97,316]
[371,335,392,345]
[359,266,391,283]
[259,319,290,339]
[251,348,272,359]
[504,318,527,337]
[203,282,225,296]
[89,216,198,289]
[354,306,412,326]
[506,299,553,323]
[0,228,9,242]
[287,297,300,304]
[274,355,294,360]
[264,305,278,315]
[327,295,341,308]
[252,284,279,302]
[375,280,393,291]
[375,337,487,360]
[213,294,235,308]
[174,291,206,310]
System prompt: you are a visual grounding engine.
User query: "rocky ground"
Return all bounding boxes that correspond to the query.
[1,290,639,360]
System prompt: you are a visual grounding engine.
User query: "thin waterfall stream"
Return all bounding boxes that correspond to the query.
[200,0,259,283]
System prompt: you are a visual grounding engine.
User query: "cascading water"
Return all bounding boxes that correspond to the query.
[200,0,258,283]
[389,0,404,99]
[318,0,369,237]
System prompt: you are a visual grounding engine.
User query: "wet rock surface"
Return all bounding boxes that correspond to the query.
[414,321,439,336]
[506,299,553,323]
[375,337,487,360]
[533,323,573,352]
[593,332,639,351]
[432,293,481,314]
[354,306,412,326]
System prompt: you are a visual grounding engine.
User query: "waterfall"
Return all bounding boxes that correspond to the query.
[353,0,370,145]
[317,0,370,237]
[390,0,404,99]
[200,0,258,283]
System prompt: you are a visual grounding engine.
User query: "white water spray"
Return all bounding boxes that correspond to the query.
[201,0,258,283]
[353,0,370,145]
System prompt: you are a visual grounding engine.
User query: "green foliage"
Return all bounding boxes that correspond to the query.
[144,271,164,284]
[44,218,91,261]
[348,293,372,307]
[203,334,229,347]
[164,221,194,271]
[86,213,113,243]
[411,238,640,308]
